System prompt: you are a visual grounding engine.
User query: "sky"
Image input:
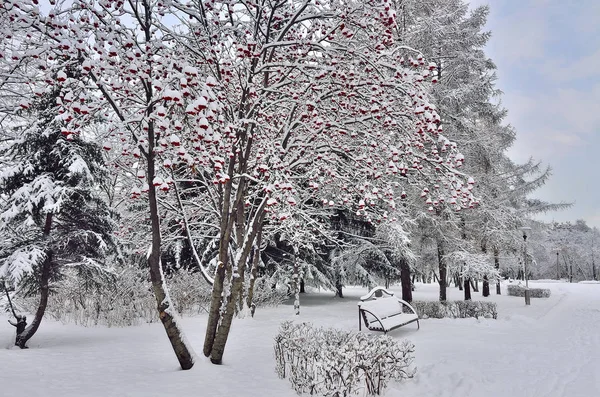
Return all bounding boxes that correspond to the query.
[467,0,600,227]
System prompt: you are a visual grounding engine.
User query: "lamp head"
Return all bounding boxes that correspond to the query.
[519,226,531,238]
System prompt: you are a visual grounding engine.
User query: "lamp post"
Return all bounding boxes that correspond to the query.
[556,251,560,280]
[520,227,531,305]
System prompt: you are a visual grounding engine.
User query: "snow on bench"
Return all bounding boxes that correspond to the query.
[358,287,419,334]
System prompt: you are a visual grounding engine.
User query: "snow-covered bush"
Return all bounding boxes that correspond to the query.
[19,268,212,326]
[251,280,288,309]
[19,269,288,326]
[411,300,498,319]
[167,271,213,315]
[507,285,551,298]
[274,321,415,396]
[19,267,155,326]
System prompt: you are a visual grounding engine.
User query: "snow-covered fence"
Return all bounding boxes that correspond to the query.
[274,321,415,396]
[506,285,551,298]
[411,300,498,319]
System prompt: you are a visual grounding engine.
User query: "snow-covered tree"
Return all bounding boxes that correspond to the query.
[1,0,477,365]
[166,0,476,363]
[397,0,568,299]
[536,221,599,281]
[0,79,115,348]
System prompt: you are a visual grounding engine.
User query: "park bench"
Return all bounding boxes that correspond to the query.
[358,287,420,334]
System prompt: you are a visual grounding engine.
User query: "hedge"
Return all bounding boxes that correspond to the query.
[274,321,415,396]
[506,284,551,298]
[411,300,498,319]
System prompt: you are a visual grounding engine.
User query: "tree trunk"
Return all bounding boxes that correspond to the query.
[437,240,447,301]
[482,275,490,297]
[471,279,479,292]
[400,258,412,302]
[203,163,237,359]
[206,208,265,364]
[292,248,300,315]
[246,228,263,313]
[148,158,194,370]
[569,263,573,283]
[464,278,471,300]
[18,255,52,347]
[336,282,344,298]
[16,213,54,348]
[299,278,305,293]
[494,248,501,295]
[209,262,247,364]
[457,275,463,290]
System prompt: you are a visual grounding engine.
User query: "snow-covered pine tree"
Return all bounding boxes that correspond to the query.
[0,75,115,348]
[397,0,568,298]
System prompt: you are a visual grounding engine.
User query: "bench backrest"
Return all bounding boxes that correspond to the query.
[359,297,402,319]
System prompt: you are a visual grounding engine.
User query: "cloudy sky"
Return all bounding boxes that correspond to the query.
[467,0,600,226]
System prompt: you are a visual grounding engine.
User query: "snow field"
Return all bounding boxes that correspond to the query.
[1,281,599,397]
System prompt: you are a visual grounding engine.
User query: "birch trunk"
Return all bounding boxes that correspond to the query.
[494,248,501,295]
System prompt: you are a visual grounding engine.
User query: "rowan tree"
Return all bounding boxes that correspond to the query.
[1,0,476,366]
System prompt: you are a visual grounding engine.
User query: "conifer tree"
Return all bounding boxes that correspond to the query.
[0,76,115,348]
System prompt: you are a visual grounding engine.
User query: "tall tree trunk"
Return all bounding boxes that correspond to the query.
[494,247,501,295]
[207,209,265,364]
[400,258,412,302]
[471,279,479,292]
[209,263,243,364]
[203,164,237,358]
[147,156,194,370]
[482,275,490,297]
[293,257,300,315]
[16,213,53,348]
[464,278,472,300]
[336,281,344,298]
[246,227,263,313]
[437,240,447,301]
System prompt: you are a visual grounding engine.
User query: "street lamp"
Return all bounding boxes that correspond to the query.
[556,251,560,280]
[520,226,531,305]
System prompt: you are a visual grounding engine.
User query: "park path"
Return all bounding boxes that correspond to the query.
[394,283,600,397]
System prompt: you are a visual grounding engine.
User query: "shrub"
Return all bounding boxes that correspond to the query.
[274,321,415,396]
[506,284,551,298]
[19,268,287,326]
[411,300,498,319]
[251,279,288,308]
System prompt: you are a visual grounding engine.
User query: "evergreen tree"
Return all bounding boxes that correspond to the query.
[0,80,115,348]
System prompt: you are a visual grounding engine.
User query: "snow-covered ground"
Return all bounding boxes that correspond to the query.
[1,281,599,397]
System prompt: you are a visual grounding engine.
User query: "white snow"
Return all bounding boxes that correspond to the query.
[1,281,599,397]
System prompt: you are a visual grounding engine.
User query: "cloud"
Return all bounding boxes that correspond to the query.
[540,49,600,83]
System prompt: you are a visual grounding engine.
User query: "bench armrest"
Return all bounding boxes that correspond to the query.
[358,307,386,331]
